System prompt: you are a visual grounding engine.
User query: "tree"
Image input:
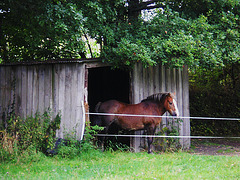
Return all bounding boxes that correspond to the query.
[0,0,239,70]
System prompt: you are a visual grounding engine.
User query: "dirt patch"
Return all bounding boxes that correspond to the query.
[190,139,240,156]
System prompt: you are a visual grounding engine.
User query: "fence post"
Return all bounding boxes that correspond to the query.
[80,100,86,141]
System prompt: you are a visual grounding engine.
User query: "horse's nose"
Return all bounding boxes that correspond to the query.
[172,111,179,117]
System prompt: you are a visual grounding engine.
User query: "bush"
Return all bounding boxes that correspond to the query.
[189,65,240,137]
[154,118,183,152]
[54,123,104,159]
[0,110,61,162]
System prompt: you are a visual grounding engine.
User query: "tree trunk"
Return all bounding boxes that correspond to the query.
[128,0,141,22]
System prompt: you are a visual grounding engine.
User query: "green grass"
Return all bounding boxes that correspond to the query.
[1,150,240,180]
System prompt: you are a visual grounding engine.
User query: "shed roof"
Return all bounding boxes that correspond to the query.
[0,58,102,66]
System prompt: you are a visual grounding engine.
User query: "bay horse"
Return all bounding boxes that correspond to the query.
[93,92,179,153]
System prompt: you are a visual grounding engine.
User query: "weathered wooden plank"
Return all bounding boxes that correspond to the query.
[64,64,72,132]
[76,63,85,139]
[52,64,59,120]
[32,66,39,115]
[26,66,33,116]
[57,64,66,138]
[44,65,52,110]
[148,66,154,95]
[131,63,143,152]
[176,68,184,146]
[153,65,160,93]
[132,63,140,103]
[182,65,190,148]
[15,66,22,116]
[0,66,6,117]
[75,64,85,139]
[70,64,77,133]
[160,65,166,92]
[21,66,28,118]
[38,65,45,114]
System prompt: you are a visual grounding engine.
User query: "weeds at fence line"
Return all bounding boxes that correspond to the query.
[0,109,61,163]
[55,122,104,159]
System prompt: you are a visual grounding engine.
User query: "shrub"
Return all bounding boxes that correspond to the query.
[0,110,61,162]
[54,123,104,159]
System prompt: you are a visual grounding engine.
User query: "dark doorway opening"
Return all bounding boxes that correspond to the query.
[88,66,131,148]
[88,66,130,112]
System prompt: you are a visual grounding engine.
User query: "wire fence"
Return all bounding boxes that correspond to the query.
[85,112,240,139]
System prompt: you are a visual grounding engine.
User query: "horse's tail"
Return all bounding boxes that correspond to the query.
[91,102,102,126]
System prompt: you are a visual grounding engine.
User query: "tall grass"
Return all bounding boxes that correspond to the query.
[1,150,240,179]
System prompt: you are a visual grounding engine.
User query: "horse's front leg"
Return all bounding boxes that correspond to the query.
[147,126,156,154]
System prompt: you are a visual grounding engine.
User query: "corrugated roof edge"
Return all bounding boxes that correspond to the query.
[0,58,102,66]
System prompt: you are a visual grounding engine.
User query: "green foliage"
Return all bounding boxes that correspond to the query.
[55,123,104,159]
[1,0,87,62]
[0,110,61,162]
[190,63,240,136]
[1,0,239,69]
[154,118,183,152]
[81,123,104,151]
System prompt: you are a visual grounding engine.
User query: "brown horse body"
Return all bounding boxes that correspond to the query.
[94,93,179,153]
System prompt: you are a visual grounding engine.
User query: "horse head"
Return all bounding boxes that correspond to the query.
[164,93,179,117]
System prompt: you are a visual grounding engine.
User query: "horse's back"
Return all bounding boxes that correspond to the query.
[98,100,125,113]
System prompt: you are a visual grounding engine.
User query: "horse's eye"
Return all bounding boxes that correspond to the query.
[169,102,173,105]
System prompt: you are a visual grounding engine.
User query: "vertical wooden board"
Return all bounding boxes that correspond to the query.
[165,68,171,92]
[10,67,17,112]
[132,62,143,103]
[153,65,160,93]
[163,67,171,128]
[134,63,142,103]
[159,65,167,128]
[182,66,190,148]
[32,66,39,115]
[4,66,11,114]
[38,65,45,114]
[70,64,77,132]
[162,65,166,92]
[21,66,28,118]
[76,64,84,139]
[52,64,59,119]
[43,65,52,110]
[171,69,177,127]
[15,66,22,116]
[148,66,154,96]
[1,66,7,118]
[131,63,138,103]
[26,66,33,116]
[52,64,61,137]
[57,64,66,138]
[171,69,177,93]
[139,63,144,102]
[64,65,72,133]
[142,65,148,99]
[1,67,6,114]
[176,69,183,137]
[131,63,144,152]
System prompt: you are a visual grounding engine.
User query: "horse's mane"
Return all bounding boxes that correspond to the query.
[141,92,173,103]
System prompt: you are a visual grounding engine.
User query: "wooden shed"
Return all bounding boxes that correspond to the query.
[0,58,190,151]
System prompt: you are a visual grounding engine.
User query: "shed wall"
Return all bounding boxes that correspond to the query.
[0,63,85,139]
[131,63,190,151]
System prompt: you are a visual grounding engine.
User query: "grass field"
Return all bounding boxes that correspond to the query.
[1,150,240,180]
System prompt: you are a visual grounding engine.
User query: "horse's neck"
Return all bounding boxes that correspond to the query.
[157,102,166,115]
